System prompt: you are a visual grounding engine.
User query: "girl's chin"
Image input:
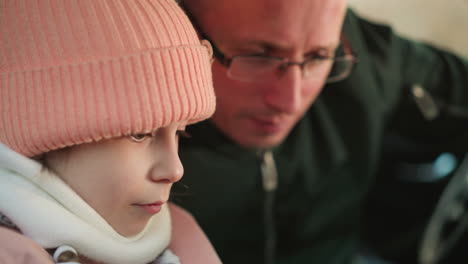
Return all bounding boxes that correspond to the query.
[113,219,150,237]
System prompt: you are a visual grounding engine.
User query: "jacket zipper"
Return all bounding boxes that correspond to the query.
[259,150,278,264]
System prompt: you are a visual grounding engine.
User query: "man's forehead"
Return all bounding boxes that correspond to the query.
[190,0,346,32]
[187,0,346,53]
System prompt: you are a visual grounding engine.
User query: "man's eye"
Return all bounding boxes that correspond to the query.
[129,133,150,142]
[304,55,332,67]
[176,130,191,138]
[306,53,330,61]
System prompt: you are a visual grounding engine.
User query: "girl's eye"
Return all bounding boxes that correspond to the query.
[129,133,150,143]
[176,130,191,138]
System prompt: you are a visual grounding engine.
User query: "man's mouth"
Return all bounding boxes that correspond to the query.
[249,116,285,134]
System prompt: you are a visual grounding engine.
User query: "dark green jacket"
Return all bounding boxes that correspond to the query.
[174,9,468,264]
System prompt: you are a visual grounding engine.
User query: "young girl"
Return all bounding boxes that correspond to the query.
[0,0,219,263]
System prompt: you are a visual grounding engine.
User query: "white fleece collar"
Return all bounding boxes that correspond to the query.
[0,143,171,264]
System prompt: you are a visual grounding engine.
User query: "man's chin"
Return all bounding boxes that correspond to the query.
[236,132,288,150]
[212,118,292,149]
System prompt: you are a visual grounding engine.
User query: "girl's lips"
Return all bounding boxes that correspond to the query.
[136,202,164,215]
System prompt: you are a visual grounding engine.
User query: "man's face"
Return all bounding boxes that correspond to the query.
[191,0,347,148]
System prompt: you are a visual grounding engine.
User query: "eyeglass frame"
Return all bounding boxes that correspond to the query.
[204,33,358,83]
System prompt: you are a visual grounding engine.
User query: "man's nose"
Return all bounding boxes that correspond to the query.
[263,66,302,114]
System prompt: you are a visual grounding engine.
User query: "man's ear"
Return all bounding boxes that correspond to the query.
[201,39,214,64]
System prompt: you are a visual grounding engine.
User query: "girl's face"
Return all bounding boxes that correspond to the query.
[44,122,186,236]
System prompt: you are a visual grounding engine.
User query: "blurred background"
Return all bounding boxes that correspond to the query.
[346,1,468,263]
[348,0,468,57]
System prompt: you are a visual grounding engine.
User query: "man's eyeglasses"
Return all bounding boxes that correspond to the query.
[208,35,358,83]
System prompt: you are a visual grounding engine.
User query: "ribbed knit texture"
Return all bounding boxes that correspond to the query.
[0,0,215,157]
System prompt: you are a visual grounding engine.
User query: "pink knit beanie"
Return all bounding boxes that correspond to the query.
[0,0,215,157]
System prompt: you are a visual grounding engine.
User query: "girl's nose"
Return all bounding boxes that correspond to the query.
[148,136,184,183]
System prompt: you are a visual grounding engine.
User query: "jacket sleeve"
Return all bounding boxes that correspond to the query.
[0,227,54,264]
[168,203,222,264]
[346,9,468,154]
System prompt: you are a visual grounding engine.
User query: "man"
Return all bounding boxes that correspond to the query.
[174,0,468,263]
